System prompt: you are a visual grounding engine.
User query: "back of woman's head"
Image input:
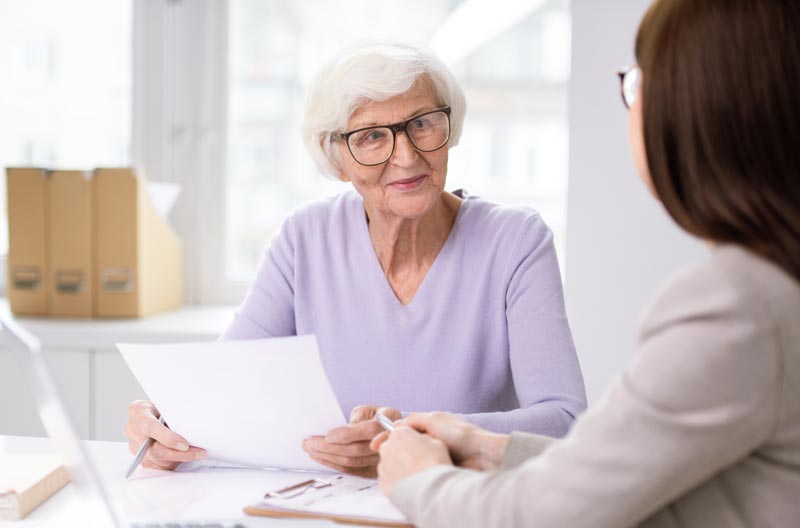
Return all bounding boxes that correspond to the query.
[636,0,800,281]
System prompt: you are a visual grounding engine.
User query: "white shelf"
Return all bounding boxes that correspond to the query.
[0,299,237,349]
[0,299,240,441]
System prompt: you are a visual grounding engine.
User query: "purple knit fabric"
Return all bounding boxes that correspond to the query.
[221,190,586,437]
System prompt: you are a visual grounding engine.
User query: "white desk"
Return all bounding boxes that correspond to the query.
[0,435,338,527]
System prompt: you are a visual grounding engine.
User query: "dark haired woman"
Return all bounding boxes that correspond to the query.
[371,0,800,526]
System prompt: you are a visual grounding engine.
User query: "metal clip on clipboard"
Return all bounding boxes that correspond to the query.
[264,478,332,499]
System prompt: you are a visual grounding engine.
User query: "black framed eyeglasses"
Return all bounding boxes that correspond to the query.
[617,65,641,110]
[334,106,451,166]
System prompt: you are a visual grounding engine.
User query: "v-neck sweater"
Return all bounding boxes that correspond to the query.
[221,190,586,436]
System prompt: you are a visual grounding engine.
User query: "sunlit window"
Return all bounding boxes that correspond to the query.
[0,0,131,254]
[226,0,570,281]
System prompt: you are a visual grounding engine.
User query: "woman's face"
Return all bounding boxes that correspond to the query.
[335,80,449,222]
[628,83,656,196]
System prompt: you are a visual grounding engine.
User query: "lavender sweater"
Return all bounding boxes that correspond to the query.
[221,190,586,437]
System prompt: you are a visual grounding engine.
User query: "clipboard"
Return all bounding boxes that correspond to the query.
[243,474,413,527]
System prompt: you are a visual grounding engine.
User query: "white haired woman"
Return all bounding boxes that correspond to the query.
[123,40,586,477]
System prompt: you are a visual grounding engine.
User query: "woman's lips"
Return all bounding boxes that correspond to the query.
[388,174,427,191]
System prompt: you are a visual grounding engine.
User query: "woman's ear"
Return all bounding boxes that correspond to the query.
[328,142,350,183]
[337,169,351,183]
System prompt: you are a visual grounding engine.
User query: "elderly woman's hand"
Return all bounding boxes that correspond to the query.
[124,400,206,470]
[374,425,453,494]
[371,412,509,472]
[302,405,401,477]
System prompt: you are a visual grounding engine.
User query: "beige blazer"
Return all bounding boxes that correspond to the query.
[390,245,800,527]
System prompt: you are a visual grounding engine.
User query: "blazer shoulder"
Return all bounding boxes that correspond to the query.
[642,245,798,334]
[630,246,789,422]
[712,245,800,326]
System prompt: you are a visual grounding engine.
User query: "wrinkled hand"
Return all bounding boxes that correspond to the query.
[124,400,206,471]
[374,425,453,494]
[302,405,401,477]
[371,412,509,471]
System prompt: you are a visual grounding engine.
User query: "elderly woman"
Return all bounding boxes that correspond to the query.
[124,40,586,476]
[373,1,800,526]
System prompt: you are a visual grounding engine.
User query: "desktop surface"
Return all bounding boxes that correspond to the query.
[0,435,337,527]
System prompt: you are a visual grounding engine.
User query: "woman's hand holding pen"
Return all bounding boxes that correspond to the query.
[124,400,206,470]
[302,405,401,477]
[373,412,510,471]
[371,421,452,494]
[371,412,510,494]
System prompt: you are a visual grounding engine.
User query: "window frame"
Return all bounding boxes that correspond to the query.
[134,0,248,305]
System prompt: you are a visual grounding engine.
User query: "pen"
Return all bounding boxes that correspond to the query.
[375,412,395,432]
[125,415,166,479]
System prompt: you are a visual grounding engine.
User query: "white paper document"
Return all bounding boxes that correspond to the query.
[118,335,347,471]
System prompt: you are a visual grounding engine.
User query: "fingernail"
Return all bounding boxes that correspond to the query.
[195,450,206,460]
[178,441,189,451]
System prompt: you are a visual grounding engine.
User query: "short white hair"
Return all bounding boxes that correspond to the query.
[301,39,467,179]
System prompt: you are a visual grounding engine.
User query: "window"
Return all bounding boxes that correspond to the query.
[0,0,132,259]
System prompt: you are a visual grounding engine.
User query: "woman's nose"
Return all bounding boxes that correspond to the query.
[389,132,418,167]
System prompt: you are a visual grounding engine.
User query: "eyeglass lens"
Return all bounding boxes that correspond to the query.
[622,67,641,109]
[347,111,450,166]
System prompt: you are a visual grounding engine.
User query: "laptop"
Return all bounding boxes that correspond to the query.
[1,315,255,528]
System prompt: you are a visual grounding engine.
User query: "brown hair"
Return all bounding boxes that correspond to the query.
[635,0,800,282]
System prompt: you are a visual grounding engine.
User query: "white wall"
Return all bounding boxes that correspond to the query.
[564,0,706,405]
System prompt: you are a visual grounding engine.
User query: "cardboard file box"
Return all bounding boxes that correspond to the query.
[6,167,182,317]
[48,170,94,317]
[6,168,50,315]
[93,168,182,317]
